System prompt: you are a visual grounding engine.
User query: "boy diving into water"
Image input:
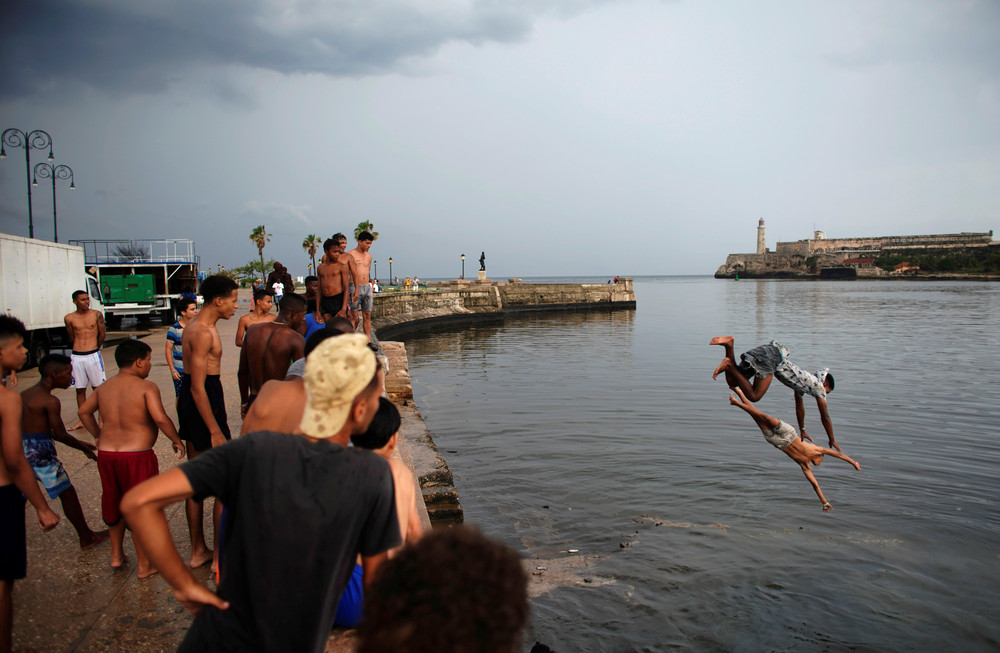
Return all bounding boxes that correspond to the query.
[729,387,860,511]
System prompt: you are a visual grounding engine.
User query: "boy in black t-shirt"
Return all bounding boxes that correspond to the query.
[123,334,399,653]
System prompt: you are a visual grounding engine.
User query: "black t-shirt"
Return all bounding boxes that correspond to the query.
[178,431,400,653]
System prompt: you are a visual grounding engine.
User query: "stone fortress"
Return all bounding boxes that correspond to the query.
[716,219,995,278]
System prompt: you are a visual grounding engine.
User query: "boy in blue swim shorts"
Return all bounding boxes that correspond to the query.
[20,354,109,549]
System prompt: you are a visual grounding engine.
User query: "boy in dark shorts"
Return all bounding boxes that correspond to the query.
[177,274,238,570]
[1,316,60,653]
[79,340,184,577]
[317,237,349,323]
[728,387,860,511]
[20,354,109,549]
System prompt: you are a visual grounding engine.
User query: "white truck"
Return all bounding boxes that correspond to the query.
[1,232,107,366]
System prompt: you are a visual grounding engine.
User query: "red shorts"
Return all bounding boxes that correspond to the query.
[97,449,159,526]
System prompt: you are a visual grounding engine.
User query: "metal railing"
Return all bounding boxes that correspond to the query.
[69,239,199,265]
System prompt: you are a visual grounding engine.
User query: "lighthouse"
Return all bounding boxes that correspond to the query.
[756,218,766,254]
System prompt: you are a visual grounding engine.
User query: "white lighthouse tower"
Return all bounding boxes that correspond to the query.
[756,218,766,254]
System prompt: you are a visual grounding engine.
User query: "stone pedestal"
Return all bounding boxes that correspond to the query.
[478,270,486,281]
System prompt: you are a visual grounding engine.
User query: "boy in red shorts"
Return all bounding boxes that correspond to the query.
[79,340,185,577]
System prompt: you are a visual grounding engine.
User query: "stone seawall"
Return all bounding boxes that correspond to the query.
[373,278,635,339]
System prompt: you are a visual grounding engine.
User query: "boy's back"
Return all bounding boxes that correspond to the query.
[94,374,160,452]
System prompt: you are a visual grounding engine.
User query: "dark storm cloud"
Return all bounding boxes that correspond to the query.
[0,0,601,101]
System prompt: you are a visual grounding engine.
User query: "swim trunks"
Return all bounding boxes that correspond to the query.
[97,449,159,526]
[0,483,27,581]
[320,293,345,317]
[741,341,828,399]
[762,420,797,450]
[22,432,72,499]
[71,349,106,390]
[333,563,364,628]
[178,374,232,452]
[350,283,373,312]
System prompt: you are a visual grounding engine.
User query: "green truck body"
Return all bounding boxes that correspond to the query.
[101,274,156,304]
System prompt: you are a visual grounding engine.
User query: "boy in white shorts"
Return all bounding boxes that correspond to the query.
[64,290,107,412]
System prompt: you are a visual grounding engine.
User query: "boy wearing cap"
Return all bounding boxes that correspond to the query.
[711,336,841,452]
[122,334,400,653]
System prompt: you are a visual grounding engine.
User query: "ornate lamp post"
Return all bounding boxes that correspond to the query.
[1,128,54,238]
[31,163,75,243]
[388,257,393,285]
[461,253,465,279]
[373,260,377,280]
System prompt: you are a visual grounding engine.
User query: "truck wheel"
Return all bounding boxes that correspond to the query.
[160,308,175,325]
[30,337,48,368]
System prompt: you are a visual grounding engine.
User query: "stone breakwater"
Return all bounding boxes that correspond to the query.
[373,277,636,339]
[372,279,637,525]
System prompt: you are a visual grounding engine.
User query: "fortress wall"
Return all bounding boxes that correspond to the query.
[776,231,993,255]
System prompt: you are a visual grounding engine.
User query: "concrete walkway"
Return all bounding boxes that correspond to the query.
[11,288,360,652]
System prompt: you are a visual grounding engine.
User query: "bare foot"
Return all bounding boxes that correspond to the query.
[712,359,730,380]
[189,548,214,569]
[852,461,862,471]
[729,393,741,406]
[111,554,129,570]
[137,565,160,580]
[80,529,110,550]
[709,336,734,346]
[67,420,84,431]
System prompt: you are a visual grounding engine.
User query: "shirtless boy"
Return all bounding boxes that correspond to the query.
[1,316,61,653]
[178,275,238,569]
[79,340,184,577]
[21,354,108,549]
[337,396,425,627]
[317,237,350,323]
[235,288,275,347]
[711,336,840,451]
[64,290,106,413]
[347,231,375,340]
[237,294,307,417]
[729,387,860,511]
[240,326,347,435]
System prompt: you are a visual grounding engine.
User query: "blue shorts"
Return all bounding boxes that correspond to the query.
[23,433,72,499]
[333,563,364,628]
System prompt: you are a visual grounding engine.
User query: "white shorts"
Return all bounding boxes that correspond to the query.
[71,350,106,390]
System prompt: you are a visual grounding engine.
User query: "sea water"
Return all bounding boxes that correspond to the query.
[403,277,1000,652]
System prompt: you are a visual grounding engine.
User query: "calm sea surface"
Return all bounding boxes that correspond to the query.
[402,276,1000,652]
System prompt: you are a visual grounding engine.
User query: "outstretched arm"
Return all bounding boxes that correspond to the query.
[122,468,229,614]
[46,398,96,461]
[799,463,832,511]
[815,397,839,452]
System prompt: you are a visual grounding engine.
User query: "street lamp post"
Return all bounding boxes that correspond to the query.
[461,253,465,279]
[389,257,393,285]
[1,128,54,239]
[32,163,75,243]
[373,260,377,280]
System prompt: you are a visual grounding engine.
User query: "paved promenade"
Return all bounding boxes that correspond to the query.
[10,289,360,652]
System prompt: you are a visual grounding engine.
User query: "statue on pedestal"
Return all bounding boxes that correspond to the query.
[479,252,486,271]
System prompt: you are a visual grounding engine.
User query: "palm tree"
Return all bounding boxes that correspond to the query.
[249,225,271,282]
[354,221,379,241]
[302,234,320,273]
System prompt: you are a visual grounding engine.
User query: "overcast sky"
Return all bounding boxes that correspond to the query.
[2,0,997,278]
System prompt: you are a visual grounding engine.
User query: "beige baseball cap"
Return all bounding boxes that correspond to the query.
[299,333,378,438]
